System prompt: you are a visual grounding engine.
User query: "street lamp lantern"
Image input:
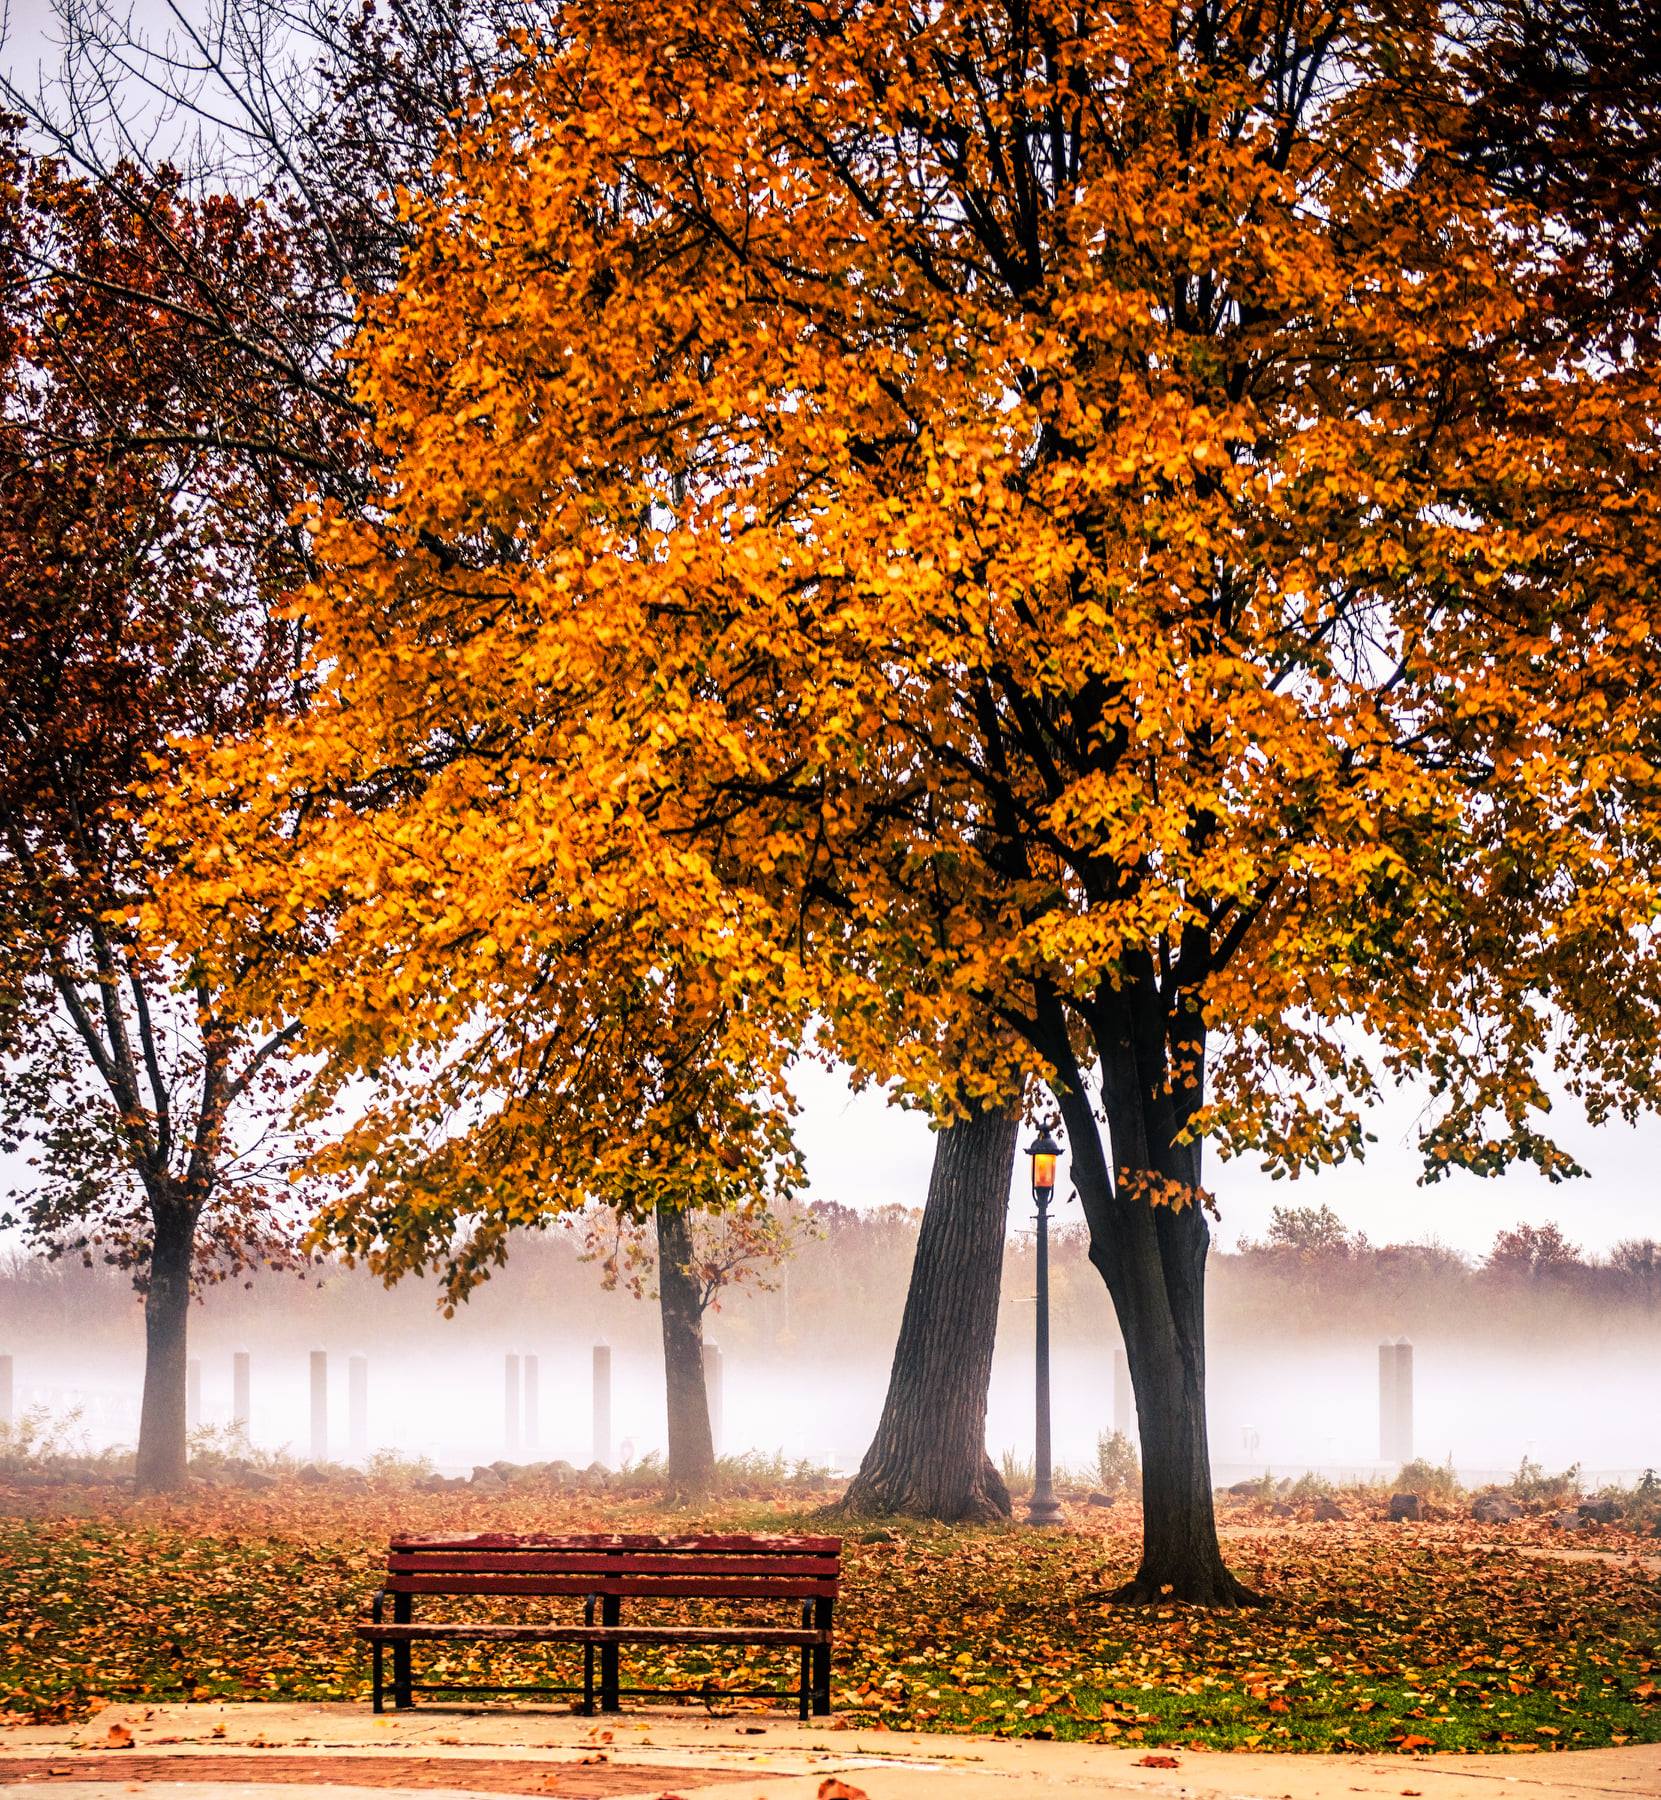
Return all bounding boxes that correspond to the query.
[1025,1124,1065,1526]
[1029,1126,1061,1204]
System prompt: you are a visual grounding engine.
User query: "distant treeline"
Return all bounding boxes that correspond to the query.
[4,1200,1655,1361]
[1208,1209,1659,1347]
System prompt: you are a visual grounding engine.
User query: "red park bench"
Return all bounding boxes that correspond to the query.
[356,1532,841,1718]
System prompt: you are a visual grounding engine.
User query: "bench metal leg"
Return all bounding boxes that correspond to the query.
[579,1594,598,1716]
[393,1593,413,1709]
[799,1603,812,1720]
[600,1594,621,1712]
[372,1641,384,1714]
[812,1599,833,1716]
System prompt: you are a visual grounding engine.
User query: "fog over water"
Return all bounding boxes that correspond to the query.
[8,1255,1655,1486]
[10,1331,1656,1486]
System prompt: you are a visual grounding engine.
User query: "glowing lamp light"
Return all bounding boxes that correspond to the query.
[1028,1126,1062,1204]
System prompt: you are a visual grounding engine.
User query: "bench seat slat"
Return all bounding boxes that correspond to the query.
[358,1622,827,1645]
[385,1574,837,1599]
[388,1553,837,1578]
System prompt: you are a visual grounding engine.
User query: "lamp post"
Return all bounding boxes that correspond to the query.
[1026,1126,1065,1525]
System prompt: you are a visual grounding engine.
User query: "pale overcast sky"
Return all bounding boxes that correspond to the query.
[2,0,57,73]
[789,1059,1661,1257]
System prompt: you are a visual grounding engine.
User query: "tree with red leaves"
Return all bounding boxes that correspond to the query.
[0,126,334,1492]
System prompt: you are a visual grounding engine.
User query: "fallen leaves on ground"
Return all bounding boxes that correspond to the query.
[1,1484,1656,1754]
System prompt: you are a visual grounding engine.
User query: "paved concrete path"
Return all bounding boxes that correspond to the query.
[1,1704,1654,1800]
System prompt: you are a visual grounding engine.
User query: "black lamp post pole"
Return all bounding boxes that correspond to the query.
[1027,1182,1063,1525]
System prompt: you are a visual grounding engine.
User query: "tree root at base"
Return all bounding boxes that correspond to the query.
[1108,1569,1267,1608]
[825,1456,1013,1526]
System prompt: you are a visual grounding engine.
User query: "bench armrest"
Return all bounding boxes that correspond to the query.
[371,1589,387,1624]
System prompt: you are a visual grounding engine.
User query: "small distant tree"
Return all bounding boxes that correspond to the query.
[1485,1222,1584,1279]
[585,1200,804,1492]
[1610,1238,1659,1307]
[584,1198,802,1316]
[1095,1429,1141,1499]
[1260,1205,1359,1257]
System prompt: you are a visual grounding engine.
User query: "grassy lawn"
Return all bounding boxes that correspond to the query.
[2,1485,1657,1754]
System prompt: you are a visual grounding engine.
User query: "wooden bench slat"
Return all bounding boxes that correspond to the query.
[385,1574,837,1599]
[358,1623,827,1646]
[388,1533,840,1554]
[387,1553,838,1578]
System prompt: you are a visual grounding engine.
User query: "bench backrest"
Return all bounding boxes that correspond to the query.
[384,1532,842,1601]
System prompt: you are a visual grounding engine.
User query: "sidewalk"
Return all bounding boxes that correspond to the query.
[2,1704,1655,1800]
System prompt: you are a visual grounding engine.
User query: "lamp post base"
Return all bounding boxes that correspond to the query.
[1025,1488,1065,1525]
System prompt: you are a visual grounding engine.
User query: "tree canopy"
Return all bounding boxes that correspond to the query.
[155,0,1661,1591]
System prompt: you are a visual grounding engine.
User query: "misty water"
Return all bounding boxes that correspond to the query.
[8,1308,1654,1487]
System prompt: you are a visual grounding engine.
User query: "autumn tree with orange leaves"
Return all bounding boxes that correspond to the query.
[159,0,1661,1601]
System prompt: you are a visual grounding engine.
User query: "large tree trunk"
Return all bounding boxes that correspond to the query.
[1050,1018,1259,1606]
[133,1201,194,1495]
[838,1105,1019,1523]
[655,1202,715,1496]
[1114,1196,1249,1602]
